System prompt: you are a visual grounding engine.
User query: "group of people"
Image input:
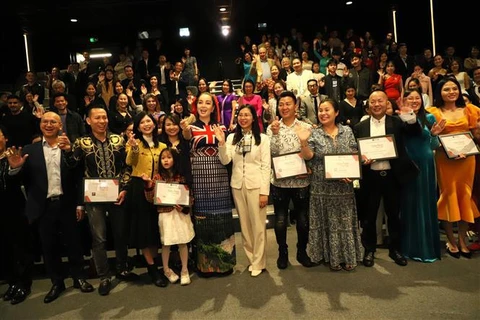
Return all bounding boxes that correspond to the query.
[1,28,480,307]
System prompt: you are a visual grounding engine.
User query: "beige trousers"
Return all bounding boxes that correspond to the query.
[232,185,267,271]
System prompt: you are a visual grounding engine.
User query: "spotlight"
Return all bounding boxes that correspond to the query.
[221,25,230,37]
[346,1,353,5]
[179,27,190,37]
[219,7,226,12]
[70,18,78,22]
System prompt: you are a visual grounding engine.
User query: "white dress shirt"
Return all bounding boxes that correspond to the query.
[43,138,63,198]
[369,116,391,171]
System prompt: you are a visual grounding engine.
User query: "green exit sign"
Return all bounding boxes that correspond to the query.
[89,37,98,43]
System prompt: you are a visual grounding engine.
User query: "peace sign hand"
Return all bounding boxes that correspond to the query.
[127,133,138,147]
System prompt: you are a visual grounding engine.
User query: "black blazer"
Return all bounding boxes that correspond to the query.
[21,141,81,222]
[353,115,421,185]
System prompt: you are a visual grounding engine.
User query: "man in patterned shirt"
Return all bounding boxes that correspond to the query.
[63,105,138,296]
[266,91,313,269]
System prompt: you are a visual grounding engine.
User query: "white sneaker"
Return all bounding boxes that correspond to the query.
[180,272,191,286]
[164,269,179,283]
[248,265,253,272]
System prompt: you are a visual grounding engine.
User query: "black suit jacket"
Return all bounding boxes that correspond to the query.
[353,115,420,185]
[20,141,81,222]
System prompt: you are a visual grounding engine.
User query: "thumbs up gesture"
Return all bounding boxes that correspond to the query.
[58,132,71,151]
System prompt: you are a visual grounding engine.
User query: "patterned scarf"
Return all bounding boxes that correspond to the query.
[235,130,252,155]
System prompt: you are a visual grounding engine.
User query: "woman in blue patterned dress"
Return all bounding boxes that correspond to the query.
[296,98,363,271]
[181,92,235,277]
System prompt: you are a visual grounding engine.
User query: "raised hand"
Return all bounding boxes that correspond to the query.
[180,119,190,131]
[212,124,225,145]
[430,119,446,136]
[98,73,105,82]
[33,94,39,102]
[295,123,311,142]
[5,146,28,169]
[127,133,138,147]
[141,84,147,95]
[57,132,71,151]
[270,116,281,135]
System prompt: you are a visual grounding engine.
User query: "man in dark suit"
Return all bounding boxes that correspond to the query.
[0,125,33,305]
[8,112,94,303]
[353,90,420,267]
[136,49,155,82]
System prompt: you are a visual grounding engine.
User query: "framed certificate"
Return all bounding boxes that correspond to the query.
[438,132,480,159]
[272,152,308,179]
[84,178,120,203]
[357,134,398,161]
[324,154,362,179]
[154,182,190,206]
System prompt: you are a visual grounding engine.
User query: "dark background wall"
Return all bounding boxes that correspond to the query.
[1,1,475,90]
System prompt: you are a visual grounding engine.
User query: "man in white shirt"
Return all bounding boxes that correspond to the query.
[286,58,313,98]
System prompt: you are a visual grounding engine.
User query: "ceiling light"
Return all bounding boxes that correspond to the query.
[221,25,230,37]
[219,7,226,12]
[346,1,353,5]
[70,18,78,22]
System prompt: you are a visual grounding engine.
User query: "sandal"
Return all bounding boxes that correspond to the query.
[342,264,356,271]
[329,264,342,271]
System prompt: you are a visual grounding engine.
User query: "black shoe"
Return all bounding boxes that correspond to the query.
[363,251,375,267]
[116,271,140,282]
[277,248,289,269]
[10,287,31,305]
[3,285,17,301]
[296,251,314,268]
[98,278,112,296]
[389,250,408,266]
[73,279,95,293]
[460,250,472,259]
[446,245,461,259]
[147,265,168,288]
[44,283,66,304]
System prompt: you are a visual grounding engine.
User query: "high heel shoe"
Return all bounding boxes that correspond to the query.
[460,250,472,259]
[446,245,460,259]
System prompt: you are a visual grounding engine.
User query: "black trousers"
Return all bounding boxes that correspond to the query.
[37,198,86,284]
[0,211,33,289]
[361,170,401,253]
[271,185,310,253]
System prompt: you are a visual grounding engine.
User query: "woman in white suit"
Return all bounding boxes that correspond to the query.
[214,104,271,277]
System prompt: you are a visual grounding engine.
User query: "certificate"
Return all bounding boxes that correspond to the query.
[84,178,119,203]
[324,154,362,179]
[438,132,480,159]
[272,152,308,179]
[357,134,398,161]
[154,182,190,206]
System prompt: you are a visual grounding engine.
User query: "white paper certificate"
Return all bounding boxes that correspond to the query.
[324,154,362,179]
[272,152,308,179]
[154,182,190,206]
[84,179,120,203]
[439,132,480,158]
[358,135,398,161]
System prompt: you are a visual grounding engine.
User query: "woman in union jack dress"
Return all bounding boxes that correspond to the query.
[182,92,236,277]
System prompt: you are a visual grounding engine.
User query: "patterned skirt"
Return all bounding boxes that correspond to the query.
[191,147,236,273]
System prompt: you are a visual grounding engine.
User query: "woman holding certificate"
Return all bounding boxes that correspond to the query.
[426,78,480,259]
[126,111,168,287]
[215,104,271,277]
[296,98,363,271]
[400,89,444,262]
[182,92,236,277]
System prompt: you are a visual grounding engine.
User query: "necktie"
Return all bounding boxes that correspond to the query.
[312,95,318,120]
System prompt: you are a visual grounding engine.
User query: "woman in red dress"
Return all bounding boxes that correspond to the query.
[378,61,404,105]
